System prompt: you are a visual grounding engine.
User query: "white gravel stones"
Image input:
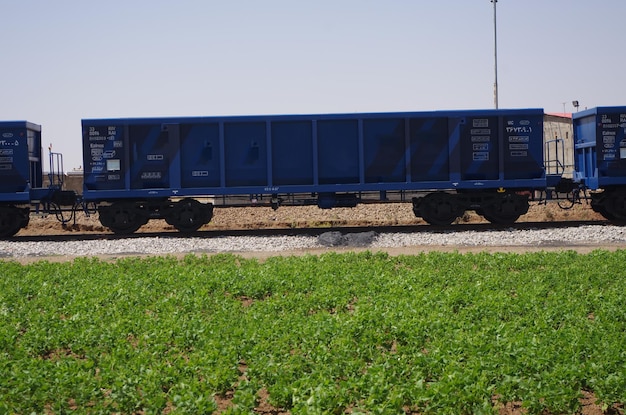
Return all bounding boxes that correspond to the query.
[0,235,320,258]
[372,225,626,248]
[0,225,625,259]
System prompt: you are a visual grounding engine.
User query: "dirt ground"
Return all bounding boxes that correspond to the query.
[17,200,605,237]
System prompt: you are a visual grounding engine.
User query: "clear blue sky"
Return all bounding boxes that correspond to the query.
[2,0,625,171]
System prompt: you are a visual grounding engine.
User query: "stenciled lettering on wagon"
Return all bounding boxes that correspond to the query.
[471,128,491,135]
[472,119,489,128]
[147,154,164,161]
[141,172,162,180]
[0,139,19,146]
[0,149,14,155]
[88,126,118,141]
[601,123,619,129]
[506,126,532,134]
[509,136,530,143]
[107,126,117,140]
[192,171,209,177]
[601,114,613,124]
[471,136,490,142]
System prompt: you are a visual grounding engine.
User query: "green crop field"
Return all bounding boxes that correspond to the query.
[1,251,625,414]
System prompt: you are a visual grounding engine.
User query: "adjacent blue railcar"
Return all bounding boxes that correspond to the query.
[573,106,626,221]
[82,108,546,233]
[0,121,78,236]
[0,121,43,236]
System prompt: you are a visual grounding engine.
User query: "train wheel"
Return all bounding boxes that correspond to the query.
[165,198,213,232]
[418,193,462,226]
[98,202,147,234]
[0,206,25,238]
[590,198,616,221]
[601,190,626,224]
[481,194,528,225]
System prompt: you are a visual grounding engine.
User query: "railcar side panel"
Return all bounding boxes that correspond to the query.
[180,123,221,188]
[363,118,405,183]
[83,124,125,191]
[408,117,450,182]
[503,113,544,180]
[224,122,268,187]
[460,115,500,181]
[271,121,314,186]
[317,119,360,185]
[128,124,175,190]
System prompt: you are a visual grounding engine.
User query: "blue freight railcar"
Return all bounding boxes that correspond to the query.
[573,106,626,221]
[82,108,546,233]
[0,121,79,236]
[0,121,41,236]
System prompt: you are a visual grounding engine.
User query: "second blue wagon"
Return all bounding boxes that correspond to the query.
[82,108,547,233]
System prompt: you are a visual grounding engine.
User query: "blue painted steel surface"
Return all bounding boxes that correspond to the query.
[0,121,41,203]
[573,106,626,189]
[82,109,546,202]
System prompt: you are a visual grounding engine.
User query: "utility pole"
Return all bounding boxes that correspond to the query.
[491,0,499,109]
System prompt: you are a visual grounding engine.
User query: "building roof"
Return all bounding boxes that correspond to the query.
[546,112,572,119]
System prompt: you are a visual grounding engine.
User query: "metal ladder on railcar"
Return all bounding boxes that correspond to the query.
[544,136,583,209]
[35,148,94,226]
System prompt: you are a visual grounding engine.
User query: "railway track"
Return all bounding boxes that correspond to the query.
[9,218,610,243]
[2,218,625,263]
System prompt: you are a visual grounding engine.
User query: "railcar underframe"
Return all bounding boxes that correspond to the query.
[91,187,538,235]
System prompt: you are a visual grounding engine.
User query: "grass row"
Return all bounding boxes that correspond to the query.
[0,251,625,414]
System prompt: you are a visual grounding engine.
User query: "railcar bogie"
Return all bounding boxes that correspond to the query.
[412,192,463,226]
[412,190,530,225]
[97,201,149,234]
[164,198,214,232]
[97,198,214,234]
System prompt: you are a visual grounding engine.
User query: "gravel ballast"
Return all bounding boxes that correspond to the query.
[1,224,625,259]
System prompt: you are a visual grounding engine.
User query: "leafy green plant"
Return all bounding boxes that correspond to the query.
[0,251,624,413]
